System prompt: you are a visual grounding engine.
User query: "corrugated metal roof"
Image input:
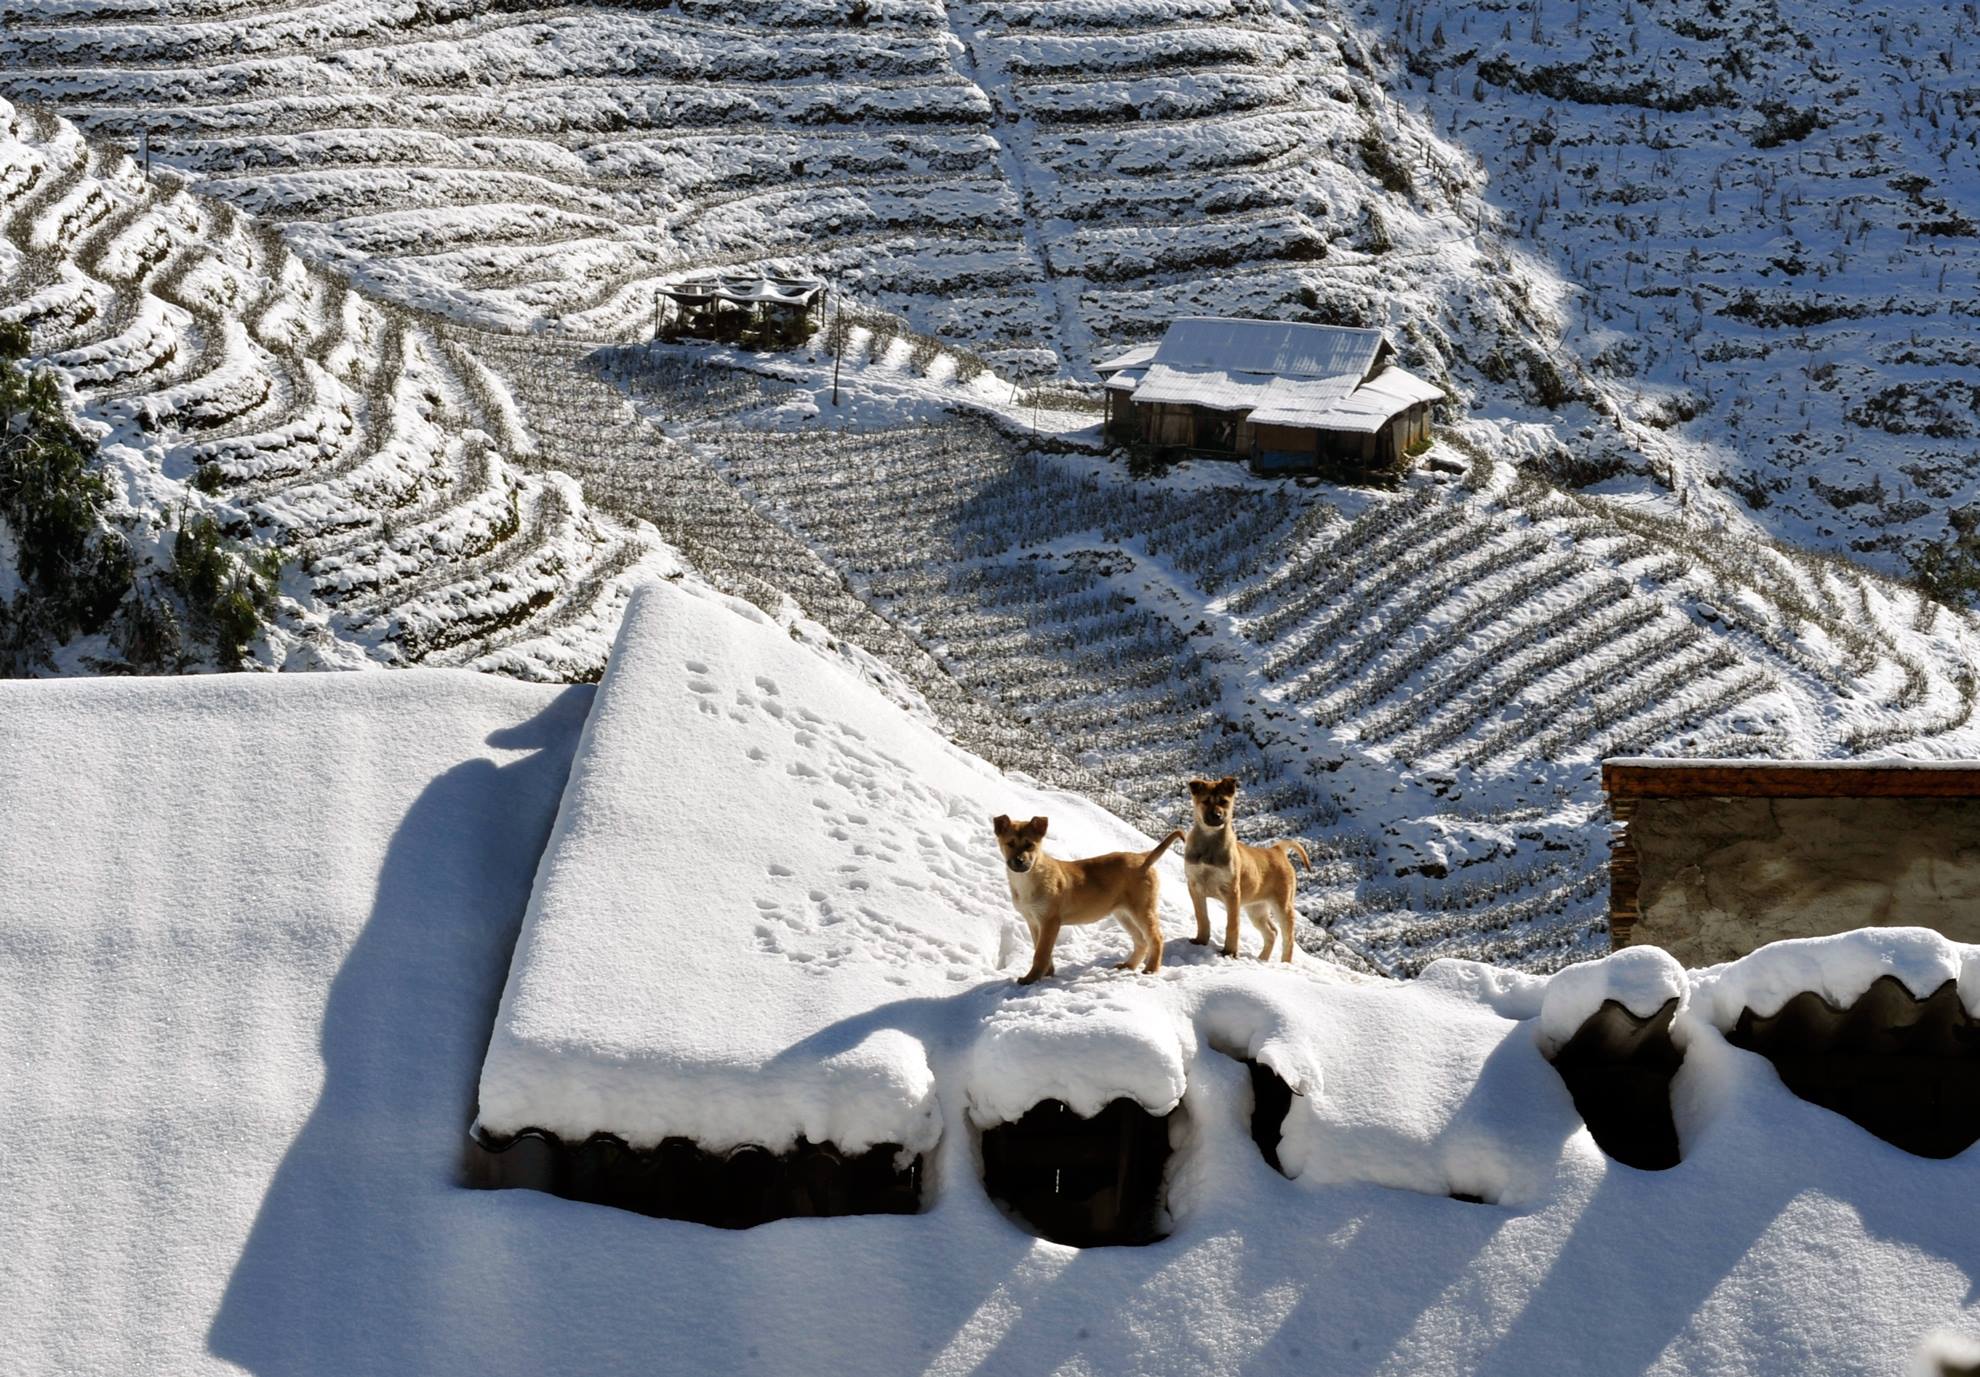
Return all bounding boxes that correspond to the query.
[1152,317,1386,380]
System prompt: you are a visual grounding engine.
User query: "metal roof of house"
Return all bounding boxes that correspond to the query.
[1095,342,1159,376]
[1148,317,1388,380]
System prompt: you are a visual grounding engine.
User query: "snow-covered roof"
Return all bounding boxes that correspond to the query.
[5,592,1980,1375]
[1252,364,1446,432]
[661,274,825,307]
[1106,317,1437,432]
[477,579,1189,1154]
[1152,317,1388,379]
[1094,341,1159,376]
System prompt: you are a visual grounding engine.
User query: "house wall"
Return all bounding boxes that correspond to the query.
[1254,423,1317,456]
[1623,796,1980,965]
[1139,402,1194,447]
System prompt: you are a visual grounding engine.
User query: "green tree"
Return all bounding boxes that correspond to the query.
[0,322,134,671]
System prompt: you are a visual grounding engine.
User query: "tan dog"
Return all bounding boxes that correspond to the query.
[1183,777,1309,962]
[992,815,1184,984]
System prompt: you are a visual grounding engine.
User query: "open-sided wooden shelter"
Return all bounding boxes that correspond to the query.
[658,274,825,348]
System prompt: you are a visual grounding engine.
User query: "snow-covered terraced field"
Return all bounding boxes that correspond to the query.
[12,0,1970,585]
[0,0,1588,405]
[0,97,674,676]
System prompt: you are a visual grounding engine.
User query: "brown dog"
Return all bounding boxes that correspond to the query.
[992,815,1184,984]
[1183,777,1309,962]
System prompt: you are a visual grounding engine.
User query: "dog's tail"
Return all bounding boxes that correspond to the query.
[1141,829,1186,868]
[1279,839,1311,870]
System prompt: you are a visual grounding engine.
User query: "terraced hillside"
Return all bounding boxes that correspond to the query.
[1385,0,1980,587]
[0,0,1589,413]
[0,96,672,676]
[3,101,1151,819]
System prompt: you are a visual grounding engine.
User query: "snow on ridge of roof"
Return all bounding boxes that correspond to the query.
[1537,945,1687,1056]
[1690,927,1980,1024]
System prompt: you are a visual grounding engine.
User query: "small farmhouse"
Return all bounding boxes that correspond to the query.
[659,273,825,348]
[1095,317,1443,476]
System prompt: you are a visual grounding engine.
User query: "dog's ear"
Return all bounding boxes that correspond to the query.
[1024,816,1049,838]
[993,814,1011,835]
[1217,776,1238,794]
[1187,779,1208,796]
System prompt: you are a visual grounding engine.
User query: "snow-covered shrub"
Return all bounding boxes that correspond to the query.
[0,322,135,673]
[166,513,279,669]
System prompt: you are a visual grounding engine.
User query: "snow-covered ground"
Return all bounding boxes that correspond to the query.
[3,582,1977,1375]
[1374,0,1980,583]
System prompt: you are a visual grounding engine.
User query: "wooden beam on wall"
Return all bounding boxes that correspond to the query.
[1604,761,1980,800]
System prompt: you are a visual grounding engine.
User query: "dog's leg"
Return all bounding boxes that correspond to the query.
[1273,863,1297,963]
[1140,895,1164,973]
[1018,914,1062,985]
[1222,881,1244,958]
[1189,881,1211,946]
[1114,910,1146,971]
[1256,907,1276,962]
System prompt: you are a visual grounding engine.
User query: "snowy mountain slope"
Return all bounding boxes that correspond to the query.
[4,652,1977,1377]
[0,0,1591,411]
[0,98,1202,885]
[1380,0,1980,587]
[15,0,1974,595]
[0,96,676,676]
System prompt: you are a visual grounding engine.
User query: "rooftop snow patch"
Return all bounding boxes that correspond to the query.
[1538,944,1688,1057]
[475,578,1182,1158]
[1691,927,1980,1025]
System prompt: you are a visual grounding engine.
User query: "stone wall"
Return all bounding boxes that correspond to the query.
[1626,795,1980,966]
